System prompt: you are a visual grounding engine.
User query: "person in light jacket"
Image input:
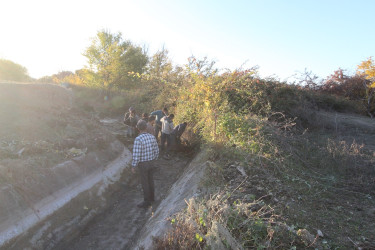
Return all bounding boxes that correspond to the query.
[160,114,174,155]
[150,107,168,141]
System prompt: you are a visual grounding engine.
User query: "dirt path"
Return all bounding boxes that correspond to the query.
[53,119,192,250]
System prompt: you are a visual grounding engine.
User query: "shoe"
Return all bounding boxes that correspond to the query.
[137,201,151,208]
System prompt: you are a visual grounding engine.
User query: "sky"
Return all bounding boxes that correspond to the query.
[0,0,374,81]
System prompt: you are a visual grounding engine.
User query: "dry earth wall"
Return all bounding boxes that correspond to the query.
[0,141,131,249]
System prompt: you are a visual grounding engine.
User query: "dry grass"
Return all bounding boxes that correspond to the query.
[154,189,321,249]
[157,110,375,249]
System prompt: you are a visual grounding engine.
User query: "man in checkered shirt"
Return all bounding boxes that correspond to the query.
[132,119,159,208]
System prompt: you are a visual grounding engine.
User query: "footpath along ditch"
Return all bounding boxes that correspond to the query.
[1,116,205,250]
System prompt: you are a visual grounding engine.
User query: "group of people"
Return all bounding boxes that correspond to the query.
[124,107,187,156]
[124,106,187,208]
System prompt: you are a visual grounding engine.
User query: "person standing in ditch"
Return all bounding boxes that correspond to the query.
[146,115,156,135]
[150,107,168,141]
[173,122,187,145]
[131,119,159,208]
[124,107,139,138]
[160,114,175,158]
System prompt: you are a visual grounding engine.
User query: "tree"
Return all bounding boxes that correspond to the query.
[123,46,148,75]
[320,68,365,100]
[147,47,173,78]
[51,71,74,83]
[294,68,321,90]
[357,57,375,85]
[0,59,30,82]
[187,56,218,78]
[357,57,375,118]
[83,30,148,89]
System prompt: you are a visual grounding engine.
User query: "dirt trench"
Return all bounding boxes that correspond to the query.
[54,155,191,250]
[51,120,194,250]
[0,115,195,250]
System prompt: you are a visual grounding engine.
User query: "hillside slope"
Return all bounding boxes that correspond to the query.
[151,109,375,249]
[0,82,124,248]
[1,82,374,249]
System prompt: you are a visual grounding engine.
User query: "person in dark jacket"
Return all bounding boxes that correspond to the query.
[141,113,149,122]
[146,115,156,135]
[173,122,187,145]
[124,107,139,137]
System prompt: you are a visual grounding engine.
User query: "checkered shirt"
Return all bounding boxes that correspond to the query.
[131,132,159,167]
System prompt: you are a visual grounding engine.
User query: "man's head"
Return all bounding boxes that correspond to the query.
[142,113,149,121]
[129,107,136,115]
[168,114,174,120]
[162,107,168,115]
[148,115,156,124]
[136,119,147,132]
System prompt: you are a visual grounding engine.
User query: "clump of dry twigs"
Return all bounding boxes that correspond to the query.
[154,191,320,249]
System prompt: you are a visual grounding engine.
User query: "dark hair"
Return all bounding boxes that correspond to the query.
[136,120,147,131]
[169,114,174,119]
[142,113,149,118]
[148,115,156,122]
[162,107,168,113]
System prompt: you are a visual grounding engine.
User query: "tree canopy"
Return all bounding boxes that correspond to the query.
[83,30,148,89]
[357,57,375,87]
[0,59,30,82]
[357,57,375,117]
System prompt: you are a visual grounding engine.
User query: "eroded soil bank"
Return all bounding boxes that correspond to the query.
[0,83,127,249]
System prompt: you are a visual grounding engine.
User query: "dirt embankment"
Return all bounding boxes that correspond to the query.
[0,82,127,248]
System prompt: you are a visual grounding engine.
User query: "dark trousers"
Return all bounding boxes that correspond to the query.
[154,124,161,141]
[138,161,155,203]
[175,135,181,145]
[161,132,173,151]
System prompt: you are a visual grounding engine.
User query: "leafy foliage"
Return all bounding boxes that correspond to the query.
[319,69,365,100]
[82,30,148,89]
[317,62,375,117]
[357,57,375,84]
[357,57,375,117]
[0,59,30,82]
[146,47,173,78]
